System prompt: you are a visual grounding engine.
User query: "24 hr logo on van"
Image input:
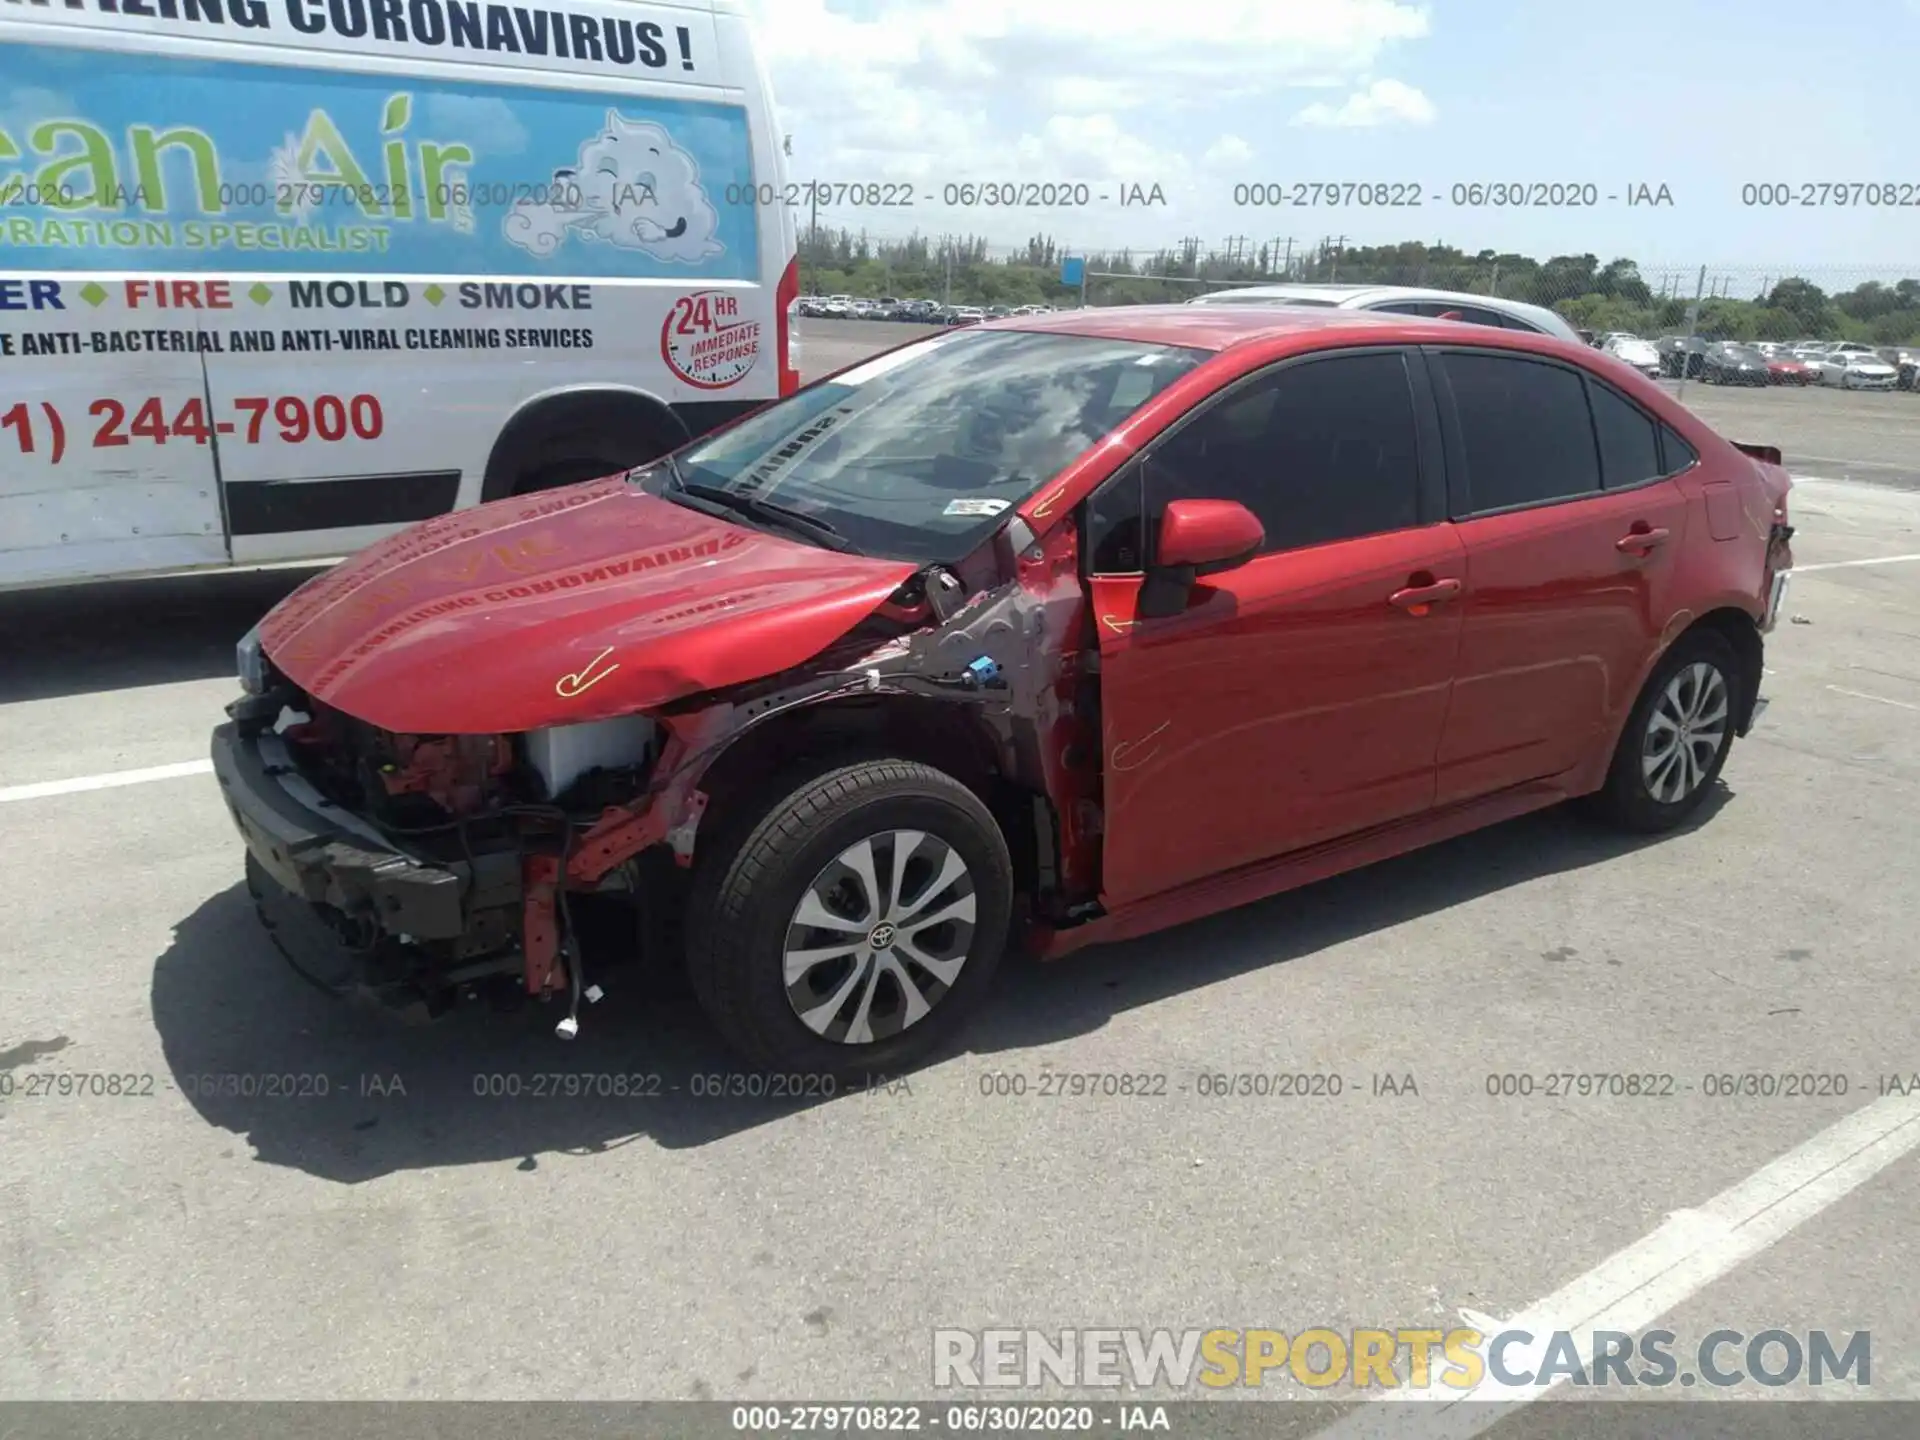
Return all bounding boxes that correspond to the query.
[662,291,761,389]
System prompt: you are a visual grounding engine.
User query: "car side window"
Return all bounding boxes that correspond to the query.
[1657,424,1698,477]
[1449,306,1512,330]
[1138,352,1422,559]
[1085,461,1145,573]
[1442,351,1602,512]
[1585,379,1663,489]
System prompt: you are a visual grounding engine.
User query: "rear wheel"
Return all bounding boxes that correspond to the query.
[1584,631,1740,833]
[685,759,1014,1079]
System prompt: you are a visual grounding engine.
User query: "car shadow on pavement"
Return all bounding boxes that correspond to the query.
[0,566,327,703]
[151,786,1730,1182]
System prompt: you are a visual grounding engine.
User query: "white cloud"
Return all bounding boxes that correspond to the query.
[1290,78,1436,128]
[1202,134,1256,169]
[743,0,1432,241]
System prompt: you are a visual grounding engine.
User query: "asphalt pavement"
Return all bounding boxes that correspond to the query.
[1,320,1917,1423]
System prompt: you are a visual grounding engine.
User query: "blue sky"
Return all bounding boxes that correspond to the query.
[747,0,1920,280]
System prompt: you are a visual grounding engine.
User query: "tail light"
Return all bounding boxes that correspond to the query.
[775,253,801,397]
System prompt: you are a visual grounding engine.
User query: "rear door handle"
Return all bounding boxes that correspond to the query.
[1388,578,1462,613]
[1616,526,1670,553]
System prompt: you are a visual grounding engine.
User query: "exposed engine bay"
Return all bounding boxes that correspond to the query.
[218,517,1104,1040]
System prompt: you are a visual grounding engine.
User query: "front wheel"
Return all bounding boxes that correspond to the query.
[1583,631,1741,833]
[685,760,1015,1079]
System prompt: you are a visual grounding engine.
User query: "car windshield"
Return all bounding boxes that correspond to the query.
[658,329,1208,564]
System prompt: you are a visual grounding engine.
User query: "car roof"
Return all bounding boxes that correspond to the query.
[974,302,1592,360]
[1186,281,1577,338]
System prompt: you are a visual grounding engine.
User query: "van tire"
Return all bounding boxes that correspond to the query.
[484,394,687,499]
[510,425,675,495]
[685,759,1014,1080]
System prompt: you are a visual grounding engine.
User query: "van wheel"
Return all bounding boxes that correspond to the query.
[513,432,672,495]
[685,760,1014,1080]
[1584,631,1739,833]
[515,456,640,494]
[491,403,684,498]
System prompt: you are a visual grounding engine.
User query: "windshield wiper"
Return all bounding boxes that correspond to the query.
[664,461,861,554]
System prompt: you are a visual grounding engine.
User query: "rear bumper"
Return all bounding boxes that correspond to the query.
[1761,569,1791,635]
[210,720,515,941]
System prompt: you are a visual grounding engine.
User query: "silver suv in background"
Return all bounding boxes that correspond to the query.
[1185,282,1584,345]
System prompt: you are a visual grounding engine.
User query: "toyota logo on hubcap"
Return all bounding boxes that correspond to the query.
[868,923,897,950]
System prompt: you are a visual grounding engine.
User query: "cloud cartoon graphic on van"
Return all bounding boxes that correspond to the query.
[503,110,723,264]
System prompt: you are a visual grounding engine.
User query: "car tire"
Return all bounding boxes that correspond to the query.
[685,759,1015,1079]
[1583,630,1742,834]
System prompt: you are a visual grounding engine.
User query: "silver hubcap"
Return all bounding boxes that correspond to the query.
[1642,661,1729,804]
[783,829,977,1045]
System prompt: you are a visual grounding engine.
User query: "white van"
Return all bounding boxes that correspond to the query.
[0,0,797,588]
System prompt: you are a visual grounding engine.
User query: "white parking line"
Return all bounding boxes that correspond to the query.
[1310,1092,1920,1437]
[1828,686,1920,713]
[1796,552,1920,573]
[1794,455,1917,473]
[0,758,213,804]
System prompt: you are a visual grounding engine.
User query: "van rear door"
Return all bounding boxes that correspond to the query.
[0,276,228,586]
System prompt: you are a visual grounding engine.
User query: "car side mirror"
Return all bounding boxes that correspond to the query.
[1138,499,1265,618]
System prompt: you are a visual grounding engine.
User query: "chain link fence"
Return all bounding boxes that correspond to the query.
[795,229,1920,351]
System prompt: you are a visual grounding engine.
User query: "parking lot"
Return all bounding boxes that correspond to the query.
[2,319,1918,1419]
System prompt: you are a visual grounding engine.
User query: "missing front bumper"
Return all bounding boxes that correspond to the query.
[211,721,520,941]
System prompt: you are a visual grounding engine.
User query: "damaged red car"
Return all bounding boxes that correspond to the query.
[213,308,1796,1077]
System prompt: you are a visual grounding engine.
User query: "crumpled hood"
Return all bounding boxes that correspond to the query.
[260,476,917,734]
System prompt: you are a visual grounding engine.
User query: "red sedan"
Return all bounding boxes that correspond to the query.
[215,307,1796,1076]
[1766,355,1816,385]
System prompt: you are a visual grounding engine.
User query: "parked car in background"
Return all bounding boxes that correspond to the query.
[1701,343,1771,387]
[1814,351,1899,390]
[1764,352,1816,385]
[1657,335,1708,378]
[1603,335,1663,378]
[1825,342,1877,358]
[1185,282,1584,344]
[945,307,988,326]
[217,306,1794,1076]
[1874,346,1920,390]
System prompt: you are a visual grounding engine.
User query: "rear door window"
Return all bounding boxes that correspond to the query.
[1585,380,1664,489]
[1440,351,1602,512]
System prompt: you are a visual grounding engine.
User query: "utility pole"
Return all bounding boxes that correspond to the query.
[1280,237,1294,278]
[1675,264,1707,400]
[1327,234,1350,281]
[943,237,953,305]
